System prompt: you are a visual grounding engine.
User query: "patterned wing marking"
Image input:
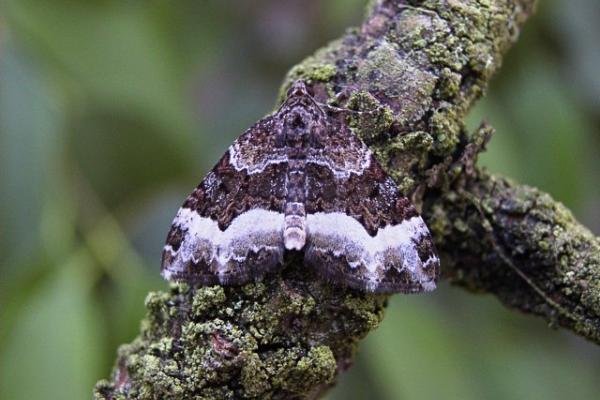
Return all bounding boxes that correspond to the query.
[161,117,288,285]
[304,127,439,293]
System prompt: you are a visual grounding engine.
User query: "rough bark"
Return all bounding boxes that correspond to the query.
[433,171,600,344]
[95,0,600,399]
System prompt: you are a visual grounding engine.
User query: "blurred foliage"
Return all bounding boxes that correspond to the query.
[0,1,598,399]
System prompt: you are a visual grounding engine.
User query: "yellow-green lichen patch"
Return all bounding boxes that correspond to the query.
[100,271,389,397]
[430,108,462,155]
[281,346,336,394]
[263,347,304,388]
[393,9,452,55]
[280,58,337,101]
[142,290,173,337]
[370,131,434,193]
[346,91,395,142]
[437,67,462,99]
[240,353,271,397]
[126,352,184,399]
[435,171,600,343]
[241,281,268,299]
[192,286,227,316]
[342,295,386,334]
[356,40,437,123]
[241,282,317,345]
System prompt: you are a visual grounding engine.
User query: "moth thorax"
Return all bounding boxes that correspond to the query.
[283,108,315,146]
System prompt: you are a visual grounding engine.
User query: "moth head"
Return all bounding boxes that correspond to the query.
[286,80,313,98]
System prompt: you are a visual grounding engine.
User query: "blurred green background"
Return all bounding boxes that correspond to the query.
[1,1,599,399]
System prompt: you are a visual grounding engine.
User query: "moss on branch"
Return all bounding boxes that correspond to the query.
[95,268,386,399]
[430,171,600,343]
[92,0,600,399]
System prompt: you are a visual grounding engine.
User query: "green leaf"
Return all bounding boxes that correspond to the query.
[0,254,105,400]
[0,42,68,270]
[362,293,480,400]
[3,0,194,139]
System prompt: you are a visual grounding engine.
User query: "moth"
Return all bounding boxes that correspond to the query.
[161,81,439,293]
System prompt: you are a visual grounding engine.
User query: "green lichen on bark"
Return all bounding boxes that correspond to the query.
[95,266,386,399]
[431,172,600,343]
[95,0,600,398]
[282,0,536,194]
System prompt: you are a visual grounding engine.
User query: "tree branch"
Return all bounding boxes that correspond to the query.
[432,170,600,343]
[95,0,600,398]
